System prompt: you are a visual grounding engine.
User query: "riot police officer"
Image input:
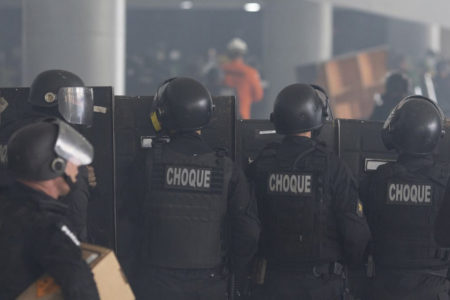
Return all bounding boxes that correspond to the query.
[248,83,371,300]
[129,77,260,299]
[361,95,450,299]
[0,69,96,241]
[0,118,99,299]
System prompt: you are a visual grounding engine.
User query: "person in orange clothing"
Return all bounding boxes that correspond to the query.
[222,38,264,119]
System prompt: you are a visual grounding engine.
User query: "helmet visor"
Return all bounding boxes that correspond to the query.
[54,120,94,166]
[57,87,94,126]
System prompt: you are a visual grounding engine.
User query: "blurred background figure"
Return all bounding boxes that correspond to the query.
[201,48,223,95]
[434,60,450,117]
[221,38,264,119]
[370,72,410,121]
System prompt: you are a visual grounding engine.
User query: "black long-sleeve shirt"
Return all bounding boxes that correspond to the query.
[0,183,99,300]
[435,176,450,247]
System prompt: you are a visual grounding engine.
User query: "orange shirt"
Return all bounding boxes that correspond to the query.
[222,58,263,119]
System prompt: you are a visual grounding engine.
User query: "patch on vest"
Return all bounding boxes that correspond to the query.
[356,200,364,217]
[267,172,313,195]
[386,182,433,205]
[164,165,214,191]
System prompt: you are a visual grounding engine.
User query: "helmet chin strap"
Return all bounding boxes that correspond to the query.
[62,173,77,191]
[150,112,162,132]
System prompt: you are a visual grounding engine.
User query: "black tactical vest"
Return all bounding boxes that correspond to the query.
[142,142,233,269]
[255,142,342,266]
[371,162,450,269]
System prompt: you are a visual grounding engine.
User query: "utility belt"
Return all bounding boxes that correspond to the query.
[376,265,449,278]
[376,246,450,262]
[375,248,450,273]
[253,258,345,285]
[312,262,345,278]
[377,266,449,278]
[142,263,229,279]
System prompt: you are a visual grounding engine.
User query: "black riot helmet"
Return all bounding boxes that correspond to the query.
[270,83,331,135]
[150,77,214,133]
[382,95,445,155]
[7,118,94,181]
[28,70,94,127]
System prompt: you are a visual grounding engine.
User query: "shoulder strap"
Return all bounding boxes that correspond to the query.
[400,162,450,187]
[292,148,315,171]
[256,142,280,162]
[292,140,326,171]
[214,147,229,159]
[378,162,398,179]
[418,163,450,187]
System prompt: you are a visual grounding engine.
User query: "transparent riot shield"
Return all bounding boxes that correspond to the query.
[76,87,116,250]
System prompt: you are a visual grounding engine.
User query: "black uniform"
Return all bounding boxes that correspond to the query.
[361,154,450,300]
[0,183,99,300]
[128,132,260,300]
[248,136,371,300]
[0,111,91,241]
[435,178,450,247]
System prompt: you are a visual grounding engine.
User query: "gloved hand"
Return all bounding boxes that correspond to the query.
[87,165,97,188]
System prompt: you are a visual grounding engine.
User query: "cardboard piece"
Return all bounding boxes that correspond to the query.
[17,243,134,300]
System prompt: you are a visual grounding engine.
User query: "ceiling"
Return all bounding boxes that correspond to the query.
[3,0,450,28]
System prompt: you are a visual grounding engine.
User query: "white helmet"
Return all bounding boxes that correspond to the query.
[227,38,247,55]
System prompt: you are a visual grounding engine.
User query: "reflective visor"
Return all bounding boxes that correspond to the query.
[54,120,94,166]
[57,87,94,126]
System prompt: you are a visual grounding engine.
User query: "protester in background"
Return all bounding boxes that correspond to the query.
[434,60,450,117]
[370,72,410,121]
[222,38,263,119]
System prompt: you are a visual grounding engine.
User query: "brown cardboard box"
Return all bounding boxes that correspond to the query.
[17,243,135,300]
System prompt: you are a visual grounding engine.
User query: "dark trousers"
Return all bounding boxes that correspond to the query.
[348,266,371,300]
[134,266,228,300]
[251,269,344,300]
[365,269,449,300]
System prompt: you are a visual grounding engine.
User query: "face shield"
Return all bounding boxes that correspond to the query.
[57,87,94,127]
[54,120,94,166]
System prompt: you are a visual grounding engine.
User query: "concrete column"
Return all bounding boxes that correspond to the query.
[440,27,450,60]
[22,0,126,94]
[258,0,332,118]
[388,18,441,59]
